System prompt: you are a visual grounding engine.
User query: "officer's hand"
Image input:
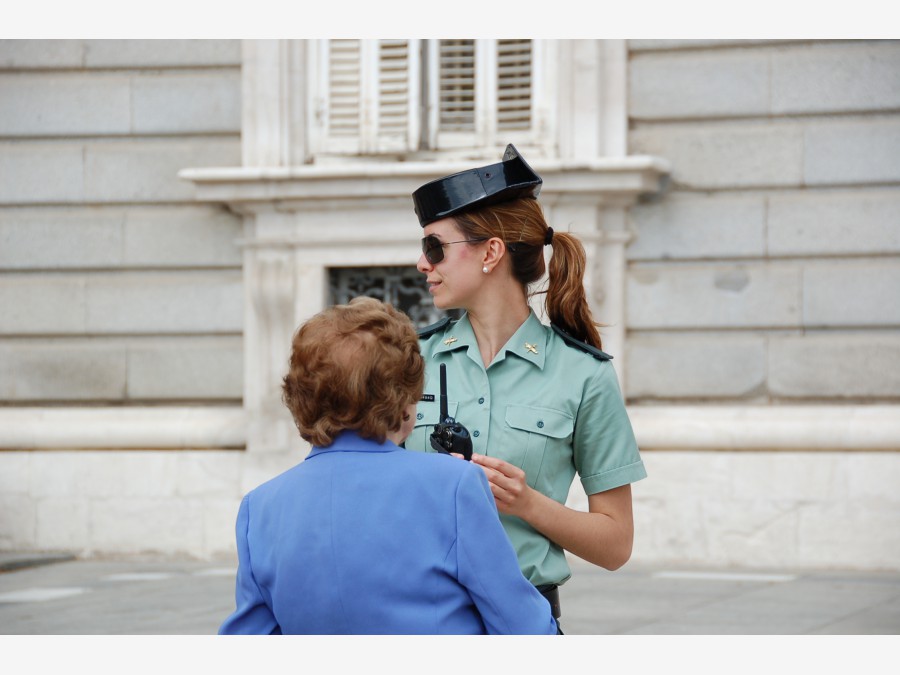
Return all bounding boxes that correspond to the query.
[470,453,532,516]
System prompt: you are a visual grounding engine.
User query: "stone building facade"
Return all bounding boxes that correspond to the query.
[0,39,897,570]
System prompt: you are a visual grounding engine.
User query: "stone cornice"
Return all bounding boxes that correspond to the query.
[178,155,672,208]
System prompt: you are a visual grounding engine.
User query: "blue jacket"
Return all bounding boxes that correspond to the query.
[219,430,557,634]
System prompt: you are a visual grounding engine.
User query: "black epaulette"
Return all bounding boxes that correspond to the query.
[551,324,613,361]
[417,316,452,339]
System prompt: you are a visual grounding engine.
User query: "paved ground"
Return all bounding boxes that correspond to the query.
[1,552,898,635]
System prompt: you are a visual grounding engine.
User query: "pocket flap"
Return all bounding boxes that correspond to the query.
[505,405,574,439]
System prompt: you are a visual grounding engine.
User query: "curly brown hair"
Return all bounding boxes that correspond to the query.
[453,197,604,349]
[281,297,425,447]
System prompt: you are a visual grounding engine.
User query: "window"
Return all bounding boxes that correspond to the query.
[309,39,550,159]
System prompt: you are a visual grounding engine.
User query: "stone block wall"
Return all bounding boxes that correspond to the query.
[0,447,297,557]
[1,39,897,569]
[0,39,244,405]
[625,39,900,404]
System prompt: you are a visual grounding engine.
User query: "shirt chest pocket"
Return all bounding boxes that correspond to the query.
[503,405,575,489]
[408,399,460,453]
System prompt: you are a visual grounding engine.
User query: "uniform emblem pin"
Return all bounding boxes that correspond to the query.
[443,337,458,346]
[525,342,538,354]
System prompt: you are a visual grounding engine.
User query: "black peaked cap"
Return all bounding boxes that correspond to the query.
[412,144,542,227]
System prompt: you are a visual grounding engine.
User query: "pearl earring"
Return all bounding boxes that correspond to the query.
[482,266,489,274]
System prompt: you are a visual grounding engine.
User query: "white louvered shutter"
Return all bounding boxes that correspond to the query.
[325,39,362,153]
[438,40,476,133]
[375,40,420,152]
[313,39,420,156]
[309,39,547,159]
[496,39,532,132]
[428,39,537,152]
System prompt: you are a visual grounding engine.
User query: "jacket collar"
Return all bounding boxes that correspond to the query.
[306,430,400,459]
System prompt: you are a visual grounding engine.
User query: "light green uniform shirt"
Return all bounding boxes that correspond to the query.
[405,311,646,587]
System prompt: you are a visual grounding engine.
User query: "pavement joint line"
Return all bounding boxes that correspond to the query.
[102,573,174,582]
[651,571,798,582]
[193,568,237,577]
[0,587,89,603]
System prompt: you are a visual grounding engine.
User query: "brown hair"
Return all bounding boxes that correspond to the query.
[452,197,604,349]
[281,297,425,447]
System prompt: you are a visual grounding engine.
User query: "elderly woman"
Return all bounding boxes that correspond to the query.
[219,297,557,635]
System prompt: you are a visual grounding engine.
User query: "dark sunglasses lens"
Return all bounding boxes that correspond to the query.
[422,236,444,264]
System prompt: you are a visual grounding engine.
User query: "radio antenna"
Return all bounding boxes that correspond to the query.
[439,363,449,422]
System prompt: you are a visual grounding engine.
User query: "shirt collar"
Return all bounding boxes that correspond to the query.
[432,310,547,370]
[433,313,476,356]
[306,429,399,459]
[501,310,547,370]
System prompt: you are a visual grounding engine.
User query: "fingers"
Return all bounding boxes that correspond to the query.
[471,453,511,473]
[470,456,506,487]
[470,454,526,511]
[471,453,525,482]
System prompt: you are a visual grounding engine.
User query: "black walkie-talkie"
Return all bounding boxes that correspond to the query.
[429,363,473,461]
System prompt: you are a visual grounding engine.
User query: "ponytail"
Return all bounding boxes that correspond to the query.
[453,198,604,350]
[545,231,603,350]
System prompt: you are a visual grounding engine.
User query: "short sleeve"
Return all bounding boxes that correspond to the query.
[574,362,647,495]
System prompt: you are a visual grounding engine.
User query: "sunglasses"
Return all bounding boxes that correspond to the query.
[421,235,487,265]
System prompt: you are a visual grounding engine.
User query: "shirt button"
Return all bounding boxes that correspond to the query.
[473,430,480,437]
[478,397,485,404]
[416,412,424,420]
[537,420,545,429]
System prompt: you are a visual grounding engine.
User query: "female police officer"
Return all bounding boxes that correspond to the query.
[404,145,647,628]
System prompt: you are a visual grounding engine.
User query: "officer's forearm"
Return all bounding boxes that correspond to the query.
[520,485,634,571]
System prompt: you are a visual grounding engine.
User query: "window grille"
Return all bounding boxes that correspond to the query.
[329,266,460,329]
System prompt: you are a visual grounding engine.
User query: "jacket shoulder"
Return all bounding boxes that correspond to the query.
[550,323,613,361]
[417,316,453,340]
